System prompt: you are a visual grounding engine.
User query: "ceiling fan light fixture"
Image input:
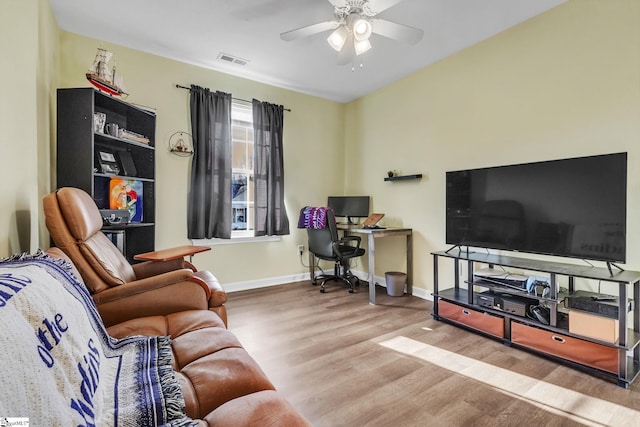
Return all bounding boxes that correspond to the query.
[352,18,372,41]
[327,26,348,51]
[354,38,372,56]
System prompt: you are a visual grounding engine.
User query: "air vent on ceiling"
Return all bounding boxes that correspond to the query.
[217,52,250,66]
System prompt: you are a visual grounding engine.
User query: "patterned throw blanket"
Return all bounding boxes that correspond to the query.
[297,206,332,229]
[0,252,193,426]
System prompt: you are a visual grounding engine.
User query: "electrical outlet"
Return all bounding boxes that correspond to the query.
[298,245,304,255]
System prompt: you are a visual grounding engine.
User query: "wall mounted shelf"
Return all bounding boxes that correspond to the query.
[384,174,422,182]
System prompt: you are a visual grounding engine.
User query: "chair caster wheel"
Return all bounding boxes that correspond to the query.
[320,288,326,293]
[349,288,354,293]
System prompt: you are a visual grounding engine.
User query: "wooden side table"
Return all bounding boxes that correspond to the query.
[134,245,211,263]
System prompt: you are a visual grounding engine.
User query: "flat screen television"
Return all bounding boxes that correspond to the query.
[446,153,627,263]
[327,196,370,224]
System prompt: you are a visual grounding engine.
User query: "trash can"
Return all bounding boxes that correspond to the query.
[385,271,407,297]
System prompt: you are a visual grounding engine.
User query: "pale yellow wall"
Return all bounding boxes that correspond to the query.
[37,0,59,249]
[0,0,57,257]
[345,0,640,293]
[2,0,637,294]
[57,32,346,283]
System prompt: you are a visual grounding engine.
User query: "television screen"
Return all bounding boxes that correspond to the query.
[327,196,370,223]
[446,153,627,263]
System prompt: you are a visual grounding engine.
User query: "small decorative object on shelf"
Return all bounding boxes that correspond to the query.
[105,123,119,137]
[86,47,129,97]
[94,112,106,133]
[169,131,194,156]
[384,173,422,182]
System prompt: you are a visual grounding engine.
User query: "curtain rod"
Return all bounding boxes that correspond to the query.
[175,84,291,112]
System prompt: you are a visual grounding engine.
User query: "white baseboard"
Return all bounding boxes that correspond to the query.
[223,272,311,293]
[224,269,432,301]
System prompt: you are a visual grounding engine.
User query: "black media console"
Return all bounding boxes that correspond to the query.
[432,250,640,388]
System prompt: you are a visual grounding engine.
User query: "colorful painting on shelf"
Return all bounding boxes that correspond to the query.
[109,178,143,222]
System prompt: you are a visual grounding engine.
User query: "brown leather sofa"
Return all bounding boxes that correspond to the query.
[43,187,228,327]
[46,247,312,426]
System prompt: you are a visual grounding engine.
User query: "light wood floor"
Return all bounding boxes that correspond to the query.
[227,281,640,427]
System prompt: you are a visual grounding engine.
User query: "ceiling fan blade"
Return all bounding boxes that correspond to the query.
[367,0,405,14]
[280,21,339,41]
[371,18,424,44]
[327,0,349,7]
[336,33,356,65]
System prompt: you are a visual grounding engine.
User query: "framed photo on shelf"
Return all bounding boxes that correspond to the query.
[97,149,120,175]
[109,178,144,222]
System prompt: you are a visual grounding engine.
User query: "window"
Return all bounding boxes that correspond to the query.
[187,86,289,244]
[231,101,254,238]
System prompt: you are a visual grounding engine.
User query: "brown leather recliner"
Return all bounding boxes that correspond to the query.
[43,187,227,327]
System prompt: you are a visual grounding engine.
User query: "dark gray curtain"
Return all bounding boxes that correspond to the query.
[187,85,233,239]
[252,99,290,236]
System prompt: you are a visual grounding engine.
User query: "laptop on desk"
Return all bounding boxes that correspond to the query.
[362,213,385,229]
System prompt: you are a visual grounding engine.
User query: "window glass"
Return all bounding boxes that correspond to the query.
[231,101,254,235]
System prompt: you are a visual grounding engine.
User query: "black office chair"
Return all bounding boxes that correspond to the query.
[306,209,365,293]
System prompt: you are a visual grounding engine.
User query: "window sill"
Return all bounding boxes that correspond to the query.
[191,235,281,246]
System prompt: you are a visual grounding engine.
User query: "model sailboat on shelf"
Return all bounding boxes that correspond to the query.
[86,47,128,97]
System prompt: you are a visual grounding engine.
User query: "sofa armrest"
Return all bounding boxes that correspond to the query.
[93,270,213,327]
[193,271,226,305]
[192,270,228,327]
[132,258,187,279]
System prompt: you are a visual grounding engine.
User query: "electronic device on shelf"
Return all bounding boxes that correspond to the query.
[475,290,537,318]
[567,290,630,319]
[475,291,500,309]
[473,267,529,291]
[501,294,537,317]
[526,276,551,297]
[591,294,616,301]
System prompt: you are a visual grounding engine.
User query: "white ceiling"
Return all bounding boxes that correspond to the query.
[49,0,566,103]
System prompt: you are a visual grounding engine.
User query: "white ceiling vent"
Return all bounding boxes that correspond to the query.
[217,52,250,66]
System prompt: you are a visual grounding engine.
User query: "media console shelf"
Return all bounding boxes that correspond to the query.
[432,250,640,387]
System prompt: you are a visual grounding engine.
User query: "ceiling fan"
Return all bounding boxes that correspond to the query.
[280,0,424,66]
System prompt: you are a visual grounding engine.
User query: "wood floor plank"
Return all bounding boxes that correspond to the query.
[227,281,640,426]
